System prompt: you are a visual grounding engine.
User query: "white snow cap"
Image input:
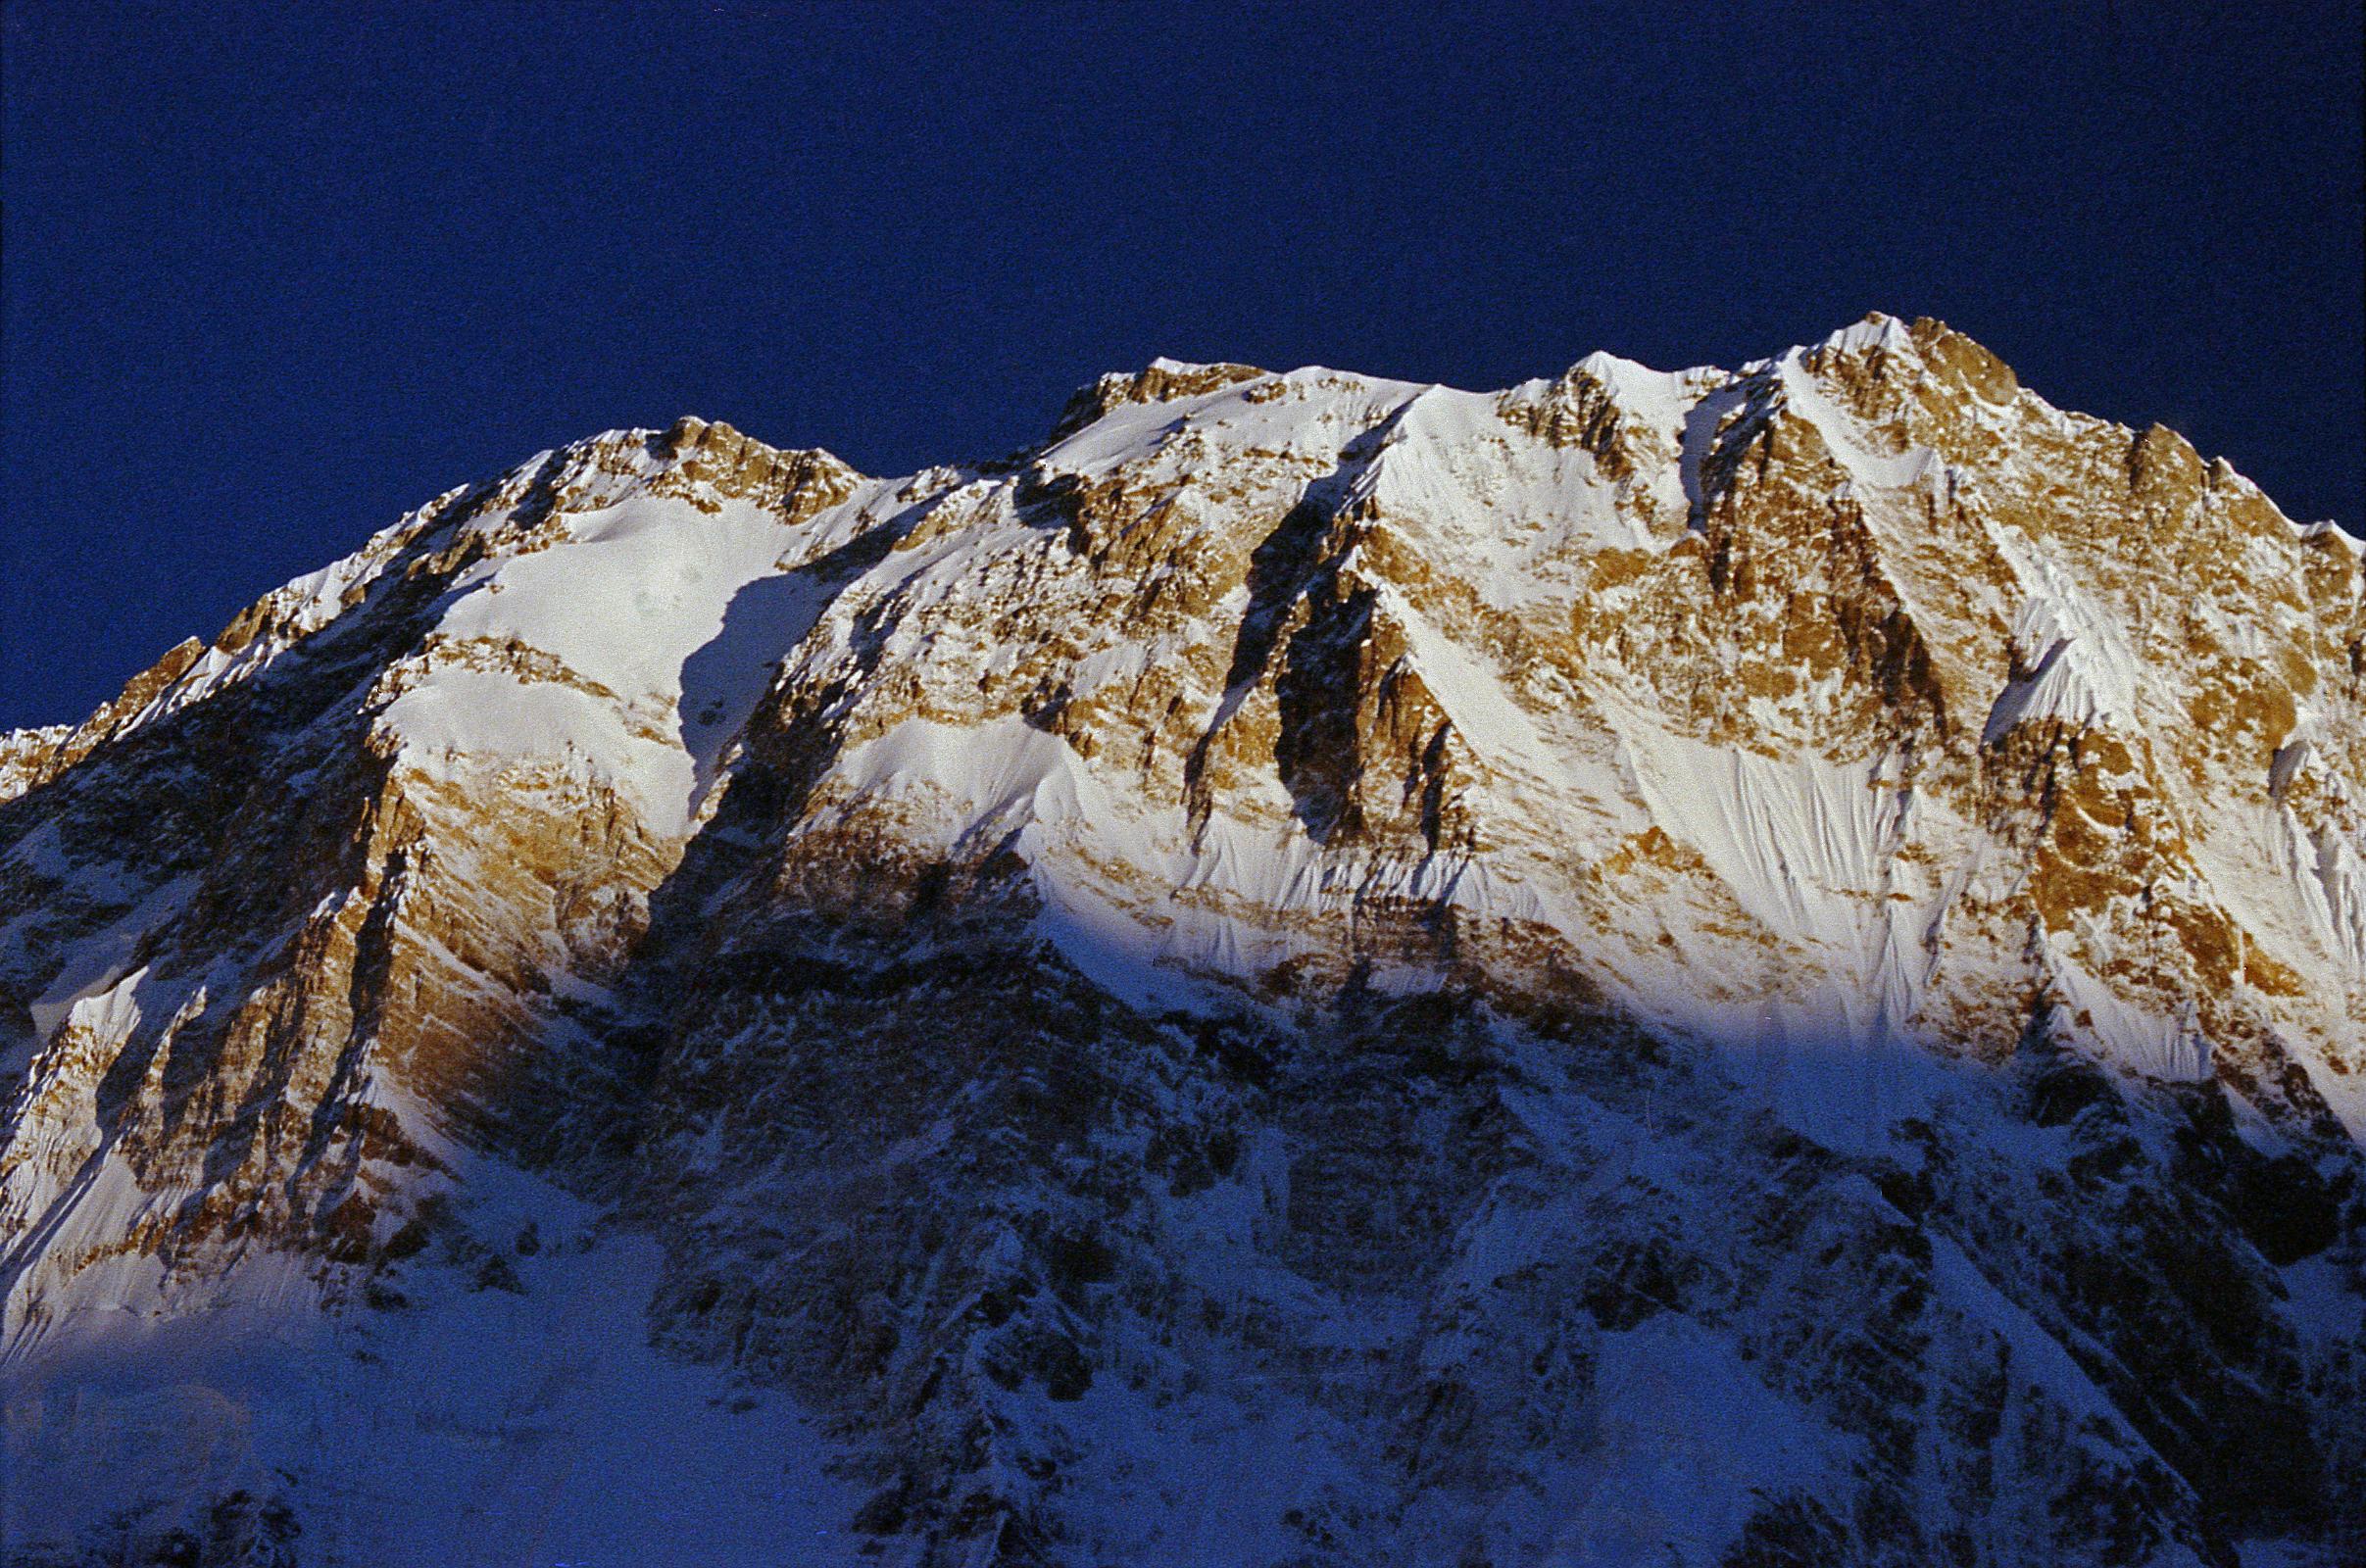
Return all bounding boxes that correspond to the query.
[1812,312,1917,356]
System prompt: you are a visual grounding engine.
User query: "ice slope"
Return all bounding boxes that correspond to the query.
[3,316,2360,1565]
[3,1162,855,1568]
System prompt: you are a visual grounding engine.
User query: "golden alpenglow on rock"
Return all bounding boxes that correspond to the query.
[3,315,2360,1565]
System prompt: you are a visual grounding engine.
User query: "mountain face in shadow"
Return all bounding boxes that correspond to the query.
[3,321,2361,1567]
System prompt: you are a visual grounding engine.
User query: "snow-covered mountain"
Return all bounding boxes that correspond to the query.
[3,314,2360,1567]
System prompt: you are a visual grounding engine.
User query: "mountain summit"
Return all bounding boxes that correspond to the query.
[4,316,2360,1566]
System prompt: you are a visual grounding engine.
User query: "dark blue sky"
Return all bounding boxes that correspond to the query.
[5,2,2360,729]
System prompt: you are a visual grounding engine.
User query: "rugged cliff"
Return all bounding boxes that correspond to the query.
[3,315,2360,1566]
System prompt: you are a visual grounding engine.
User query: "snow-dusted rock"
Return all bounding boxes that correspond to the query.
[3,317,2360,1566]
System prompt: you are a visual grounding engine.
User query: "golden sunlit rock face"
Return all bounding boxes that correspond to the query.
[4,316,2361,1565]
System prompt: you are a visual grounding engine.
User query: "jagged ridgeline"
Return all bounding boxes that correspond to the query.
[3,315,2361,1567]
